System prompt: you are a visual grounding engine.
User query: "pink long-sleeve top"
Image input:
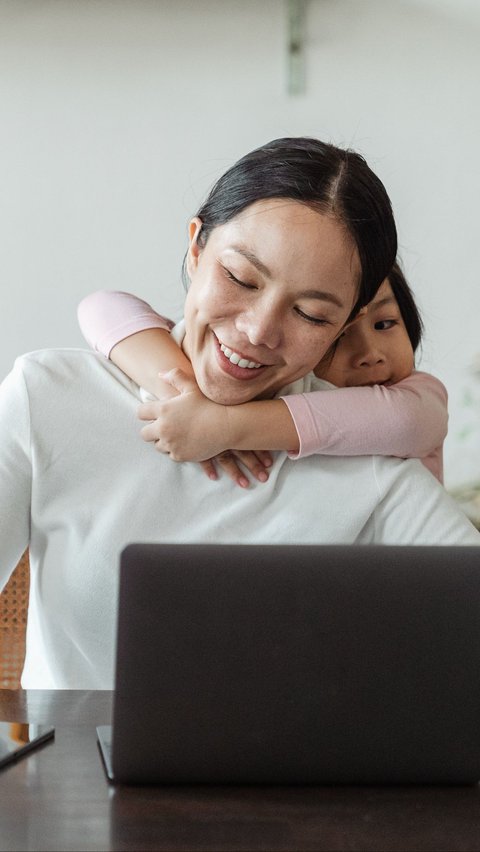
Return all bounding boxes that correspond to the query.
[77,290,447,483]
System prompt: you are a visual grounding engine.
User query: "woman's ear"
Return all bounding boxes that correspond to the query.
[186,217,203,278]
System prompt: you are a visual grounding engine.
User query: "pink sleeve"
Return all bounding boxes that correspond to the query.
[281,371,448,481]
[77,290,175,358]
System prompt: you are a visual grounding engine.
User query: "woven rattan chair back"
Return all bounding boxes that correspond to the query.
[0,552,30,688]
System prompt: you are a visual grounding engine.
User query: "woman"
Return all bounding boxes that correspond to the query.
[0,137,478,690]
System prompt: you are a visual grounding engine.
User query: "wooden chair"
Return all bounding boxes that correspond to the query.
[0,552,30,688]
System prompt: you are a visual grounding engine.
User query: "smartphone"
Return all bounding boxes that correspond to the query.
[0,721,55,769]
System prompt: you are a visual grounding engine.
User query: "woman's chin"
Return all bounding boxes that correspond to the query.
[196,371,263,406]
[200,384,257,406]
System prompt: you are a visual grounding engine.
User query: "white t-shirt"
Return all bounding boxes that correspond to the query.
[0,348,478,689]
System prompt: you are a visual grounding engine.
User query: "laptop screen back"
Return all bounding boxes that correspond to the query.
[109,543,480,784]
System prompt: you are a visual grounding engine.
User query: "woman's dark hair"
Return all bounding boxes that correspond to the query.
[388,261,424,353]
[186,137,397,318]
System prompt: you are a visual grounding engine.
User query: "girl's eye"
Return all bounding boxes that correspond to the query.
[223,267,256,290]
[294,307,330,327]
[374,319,397,331]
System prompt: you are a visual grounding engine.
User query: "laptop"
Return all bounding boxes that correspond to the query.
[97,543,480,785]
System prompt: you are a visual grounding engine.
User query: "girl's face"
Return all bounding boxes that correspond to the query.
[182,199,361,405]
[317,279,414,388]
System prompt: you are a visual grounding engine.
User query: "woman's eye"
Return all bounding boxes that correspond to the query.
[374,319,397,331]
[223,267,256,290]
[295,307,330,326]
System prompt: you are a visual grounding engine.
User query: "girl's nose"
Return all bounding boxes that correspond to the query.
[351,333,385,368]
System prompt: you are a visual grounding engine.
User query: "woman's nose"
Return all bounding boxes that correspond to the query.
[236,307,282,350]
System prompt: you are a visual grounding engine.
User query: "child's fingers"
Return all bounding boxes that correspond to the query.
[199,451,271,489]
[229,450,270,483]
[253,450,273,468]
[199,459,218,481]
[214,453,251,489]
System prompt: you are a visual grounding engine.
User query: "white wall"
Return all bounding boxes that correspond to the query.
[1,0,479,489]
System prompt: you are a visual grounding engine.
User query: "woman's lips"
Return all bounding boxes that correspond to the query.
[219,341,263,369]
[213,334,269,381]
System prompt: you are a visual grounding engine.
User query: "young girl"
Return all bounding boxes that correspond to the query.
[78,262,447,486]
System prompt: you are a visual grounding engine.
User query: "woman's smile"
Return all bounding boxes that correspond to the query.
[216,334,265,372]
[211,330,273,387]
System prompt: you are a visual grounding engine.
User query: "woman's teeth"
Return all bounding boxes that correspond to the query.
[219,342,263,369]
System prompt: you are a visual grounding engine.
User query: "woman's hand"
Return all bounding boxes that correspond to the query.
[137,369,273,486]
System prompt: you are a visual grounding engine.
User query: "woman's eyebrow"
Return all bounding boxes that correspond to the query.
[229,245,271,278]
[299,289,345,308]
[228,246,345,309]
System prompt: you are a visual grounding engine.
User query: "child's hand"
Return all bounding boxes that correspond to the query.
[137,369,274,486]
[138,368,236,461]
[200,450,273,488]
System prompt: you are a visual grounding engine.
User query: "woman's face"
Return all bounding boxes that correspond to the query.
[317,279,415,387]
[182,199,361,405]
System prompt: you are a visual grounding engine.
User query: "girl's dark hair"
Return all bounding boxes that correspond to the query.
[388,261,424,353]
[187,137,397,317]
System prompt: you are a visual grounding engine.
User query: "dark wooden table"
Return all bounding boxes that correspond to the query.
[2,689,480,851]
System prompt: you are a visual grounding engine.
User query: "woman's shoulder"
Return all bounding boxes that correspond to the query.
[6,348,146,412]
[12,347,104,372]
[9,348,127,390]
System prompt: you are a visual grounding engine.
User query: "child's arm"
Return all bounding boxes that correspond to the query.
[138,374,300,459]
[139,371,447,484]
[281,371,448,481]
[77,290,189,398]
[78,290,176,356]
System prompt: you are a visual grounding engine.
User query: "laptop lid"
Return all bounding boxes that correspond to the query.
[106,543,480,784]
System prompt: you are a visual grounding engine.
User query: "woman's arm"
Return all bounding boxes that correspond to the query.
[282,371,448,460]
[368,455,479,544]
